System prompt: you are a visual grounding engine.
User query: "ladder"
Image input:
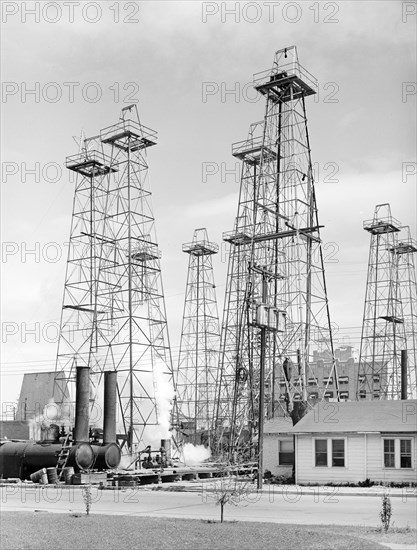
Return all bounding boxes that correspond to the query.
[56,433,72,481]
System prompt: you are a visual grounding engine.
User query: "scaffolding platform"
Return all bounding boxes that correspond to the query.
[232,135,277,163]
[182,239,219,256]
[101,120,157,152]
[223,229,252,245]
[379,315,404,324]
[129,242,161,262]
[390,238,417,255]
[65,151,117,177]
[363,215,401,235]
[253,61,318,103]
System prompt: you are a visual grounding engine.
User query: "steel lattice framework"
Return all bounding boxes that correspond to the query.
[215,46,338,457]
[395,225,417,397]
[55,105,174,451]
[358,205,417,399]
[175,228,220,448]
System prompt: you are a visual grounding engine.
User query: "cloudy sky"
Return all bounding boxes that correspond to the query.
[1,1,416,405]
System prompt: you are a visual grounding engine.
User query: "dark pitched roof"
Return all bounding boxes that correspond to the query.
[289,400,417,434]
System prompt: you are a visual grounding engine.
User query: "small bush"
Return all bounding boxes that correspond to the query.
[379,494,392,533]
[82,484,92,517]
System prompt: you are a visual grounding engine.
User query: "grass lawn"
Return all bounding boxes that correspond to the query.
[1,512,416,549]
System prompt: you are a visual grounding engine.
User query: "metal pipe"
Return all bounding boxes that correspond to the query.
[74,366,90,442]
[103,371,117,444]
[401,350,408,400]
[257,275,267,490]
[161,439,172,460]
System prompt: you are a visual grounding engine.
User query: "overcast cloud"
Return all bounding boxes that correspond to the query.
[1,1,416,403]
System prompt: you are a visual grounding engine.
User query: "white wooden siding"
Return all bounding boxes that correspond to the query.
[264,434,293,477]
[295,433,417,485]
[295,434,365,484]
[366,434,417,484]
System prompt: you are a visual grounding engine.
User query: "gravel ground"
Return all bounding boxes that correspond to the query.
[2,512,416,550]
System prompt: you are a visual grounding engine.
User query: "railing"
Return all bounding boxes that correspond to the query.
[100,119,158,143]
[363,213,401,231]
[182,240,219,254]
[253,60,318,94]
[65,150,113,169]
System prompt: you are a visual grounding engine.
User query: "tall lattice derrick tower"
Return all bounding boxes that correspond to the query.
[215,46,338,458]
[357,205,416,399]
[394,225,417,397]
[55,105,174,451]
[175,228,220,449]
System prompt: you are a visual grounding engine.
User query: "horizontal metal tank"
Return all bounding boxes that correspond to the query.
[0,440,94,479]
[92,443,121,470]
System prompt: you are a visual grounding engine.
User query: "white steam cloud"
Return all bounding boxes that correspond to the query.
[183,443,211,465]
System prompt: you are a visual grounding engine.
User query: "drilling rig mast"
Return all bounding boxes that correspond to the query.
[215,46,338,460]
[55,105,174,452]
[358,205,417,399]
[175,228,220,448]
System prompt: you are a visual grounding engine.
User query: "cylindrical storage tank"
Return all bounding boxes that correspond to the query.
[40,471,48,484]
[30,468,47,483]
[74,366,90,443]
[0,441,27,478]
[103,371,117,444]
[46,467,59,484]
[68,443,95,470]
[0,441,95,479]
[62,466,74,485]
[92,443,121,470]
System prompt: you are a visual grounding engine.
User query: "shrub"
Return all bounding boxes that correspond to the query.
[82,484,92,517]
[379,494,392,533]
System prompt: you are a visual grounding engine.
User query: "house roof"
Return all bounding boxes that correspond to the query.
[264,416,293,434]
[289,400,417,434]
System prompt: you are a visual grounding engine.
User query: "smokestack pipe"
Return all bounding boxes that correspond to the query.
[401,350,408,400]
[74,366,90,442]
[161,439,171,460]
[103,371,117,444]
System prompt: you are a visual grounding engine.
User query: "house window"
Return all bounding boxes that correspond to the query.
[279,440,294,466]
[315,439,327,466]
[332,439,345,467]
[384,439,395,468]
[400,440,412,469]
[323,377,333,385]
[339,376,349,384]
[315,439,346,468]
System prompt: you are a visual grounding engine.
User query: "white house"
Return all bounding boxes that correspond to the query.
[289,400,417,485]
[263,415,294,478]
